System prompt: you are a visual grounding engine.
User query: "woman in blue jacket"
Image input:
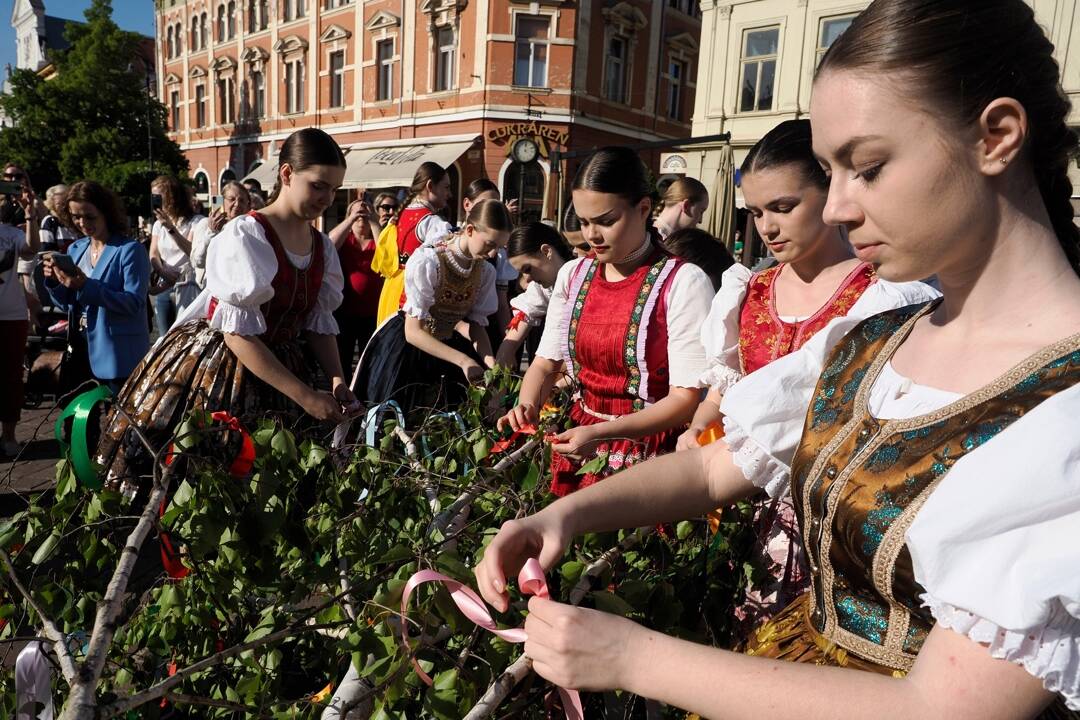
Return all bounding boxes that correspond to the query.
[43,181,150,393]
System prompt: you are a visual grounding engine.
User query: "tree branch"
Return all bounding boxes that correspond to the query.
[0,547,78,684]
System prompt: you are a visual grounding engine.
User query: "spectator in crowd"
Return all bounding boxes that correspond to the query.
[662,227,735,292]
[3,164,46,327]
[653,176,709,241]
[190,181,251,288]
[40,185,78,252]
[328,198,383,376]
[372,191,399,229]
[461,178,520,340]
[562,205,590,257]
[0,182,41,456]
[43,181,151,394]
[149,175,204,336]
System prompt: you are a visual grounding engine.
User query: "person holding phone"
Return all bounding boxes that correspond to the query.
[190,181,251,288]
[0,180,41,456]
[328,196,383,375]
[149,175,204,336]
[41,181,150,395]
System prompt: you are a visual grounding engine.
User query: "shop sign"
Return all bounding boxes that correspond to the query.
[487,121,569,160]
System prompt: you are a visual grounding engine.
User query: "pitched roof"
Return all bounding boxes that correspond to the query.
[43,14,77,52]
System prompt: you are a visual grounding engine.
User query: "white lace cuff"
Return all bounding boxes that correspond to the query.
[926,596,1080,710]
[304,308,340,335]
[701,364,743,395]
[209,300,266,336]
[722,414,790,498]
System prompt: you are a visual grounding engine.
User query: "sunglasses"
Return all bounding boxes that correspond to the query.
[377,204,398,212]
[3,172,26,181]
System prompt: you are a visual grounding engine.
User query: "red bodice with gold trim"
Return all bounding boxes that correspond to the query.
[738,262,876,374]
[251,211,324,344]
[397,206,432,258]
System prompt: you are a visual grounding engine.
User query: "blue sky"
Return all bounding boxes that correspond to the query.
[1,0,156,74]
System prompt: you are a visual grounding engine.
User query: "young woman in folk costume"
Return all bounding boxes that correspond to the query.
[499,147,715,496]
[676,120,940,633]
[476,1,1080,716]
[461,178,522,337]
[355,199,512,416]
[652,176,709,242]
[372,162,453,325]
[95,128,357,493]
[494,222,575,369]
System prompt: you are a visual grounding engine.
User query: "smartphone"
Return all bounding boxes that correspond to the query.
[211,195,224,210]
[151,193,163,210]
[43,251,78,275]
[0,180,23,196]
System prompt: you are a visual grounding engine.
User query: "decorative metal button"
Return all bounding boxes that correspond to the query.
[812,609,824,625]
[858,427,871,440]
[825,466,838,479]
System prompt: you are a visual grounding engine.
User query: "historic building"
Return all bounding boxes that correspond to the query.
[154,0,703,224]
[685,0,1080,222]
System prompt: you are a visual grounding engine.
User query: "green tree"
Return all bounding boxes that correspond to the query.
[0,0,187,217]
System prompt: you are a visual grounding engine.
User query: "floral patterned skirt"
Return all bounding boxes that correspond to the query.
[95,319,315,492]
[548,399,678,497]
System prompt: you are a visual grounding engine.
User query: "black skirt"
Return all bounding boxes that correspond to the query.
[355,312,482,418]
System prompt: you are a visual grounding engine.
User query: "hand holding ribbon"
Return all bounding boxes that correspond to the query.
[401,558,584,720]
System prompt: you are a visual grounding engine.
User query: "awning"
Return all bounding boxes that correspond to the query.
[342,138,478,189]
[242,157,278,191]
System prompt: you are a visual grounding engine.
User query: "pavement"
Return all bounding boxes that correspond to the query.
[1,402,63,507]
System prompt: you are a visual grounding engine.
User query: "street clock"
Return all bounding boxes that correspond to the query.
[511,137,539,163]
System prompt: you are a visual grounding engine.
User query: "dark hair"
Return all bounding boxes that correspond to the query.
[662,228,734,292]
[151,174,194,221]
[403,161,448,209]
[658,176,709,212]
[740,120,827,190]
[562,204,581,232]
[464,178,499,203]
[507,221,573,261]
[269,128,347,202]
[818,0,1080,273]
[67,180,129,236]
[571,147,653,206]
[464,198,513,233]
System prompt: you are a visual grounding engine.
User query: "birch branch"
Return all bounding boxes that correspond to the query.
[0,547,78,684]
[392,426,438,511]
[462,525,653,719]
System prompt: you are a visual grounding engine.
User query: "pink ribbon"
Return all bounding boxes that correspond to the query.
[401,558,584,720]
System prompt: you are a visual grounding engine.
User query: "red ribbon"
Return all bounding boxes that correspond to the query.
[401,558,583,720]
[506,310,529,333]
[489,423,538,455]
[164,410,255,478]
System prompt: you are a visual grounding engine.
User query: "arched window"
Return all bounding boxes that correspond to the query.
[227,1,237,39]
[216,5,226,42]
[194,171,210,198]
[503,160,546,224]
[166,26,174,58]
[174,23,183,54]
[258,0,268,30]
[201,13,209,48]
[247,0,256,32]
[191,16,200,50]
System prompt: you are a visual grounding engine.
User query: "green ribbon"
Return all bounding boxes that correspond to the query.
[55,384,112,490]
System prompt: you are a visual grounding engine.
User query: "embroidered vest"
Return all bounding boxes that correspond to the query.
[423,243,486,341]
[562,251,681,416]
[251,212,325,344]
[397,205,433,260]
[739,262,876,375]
[790,301,1080,672]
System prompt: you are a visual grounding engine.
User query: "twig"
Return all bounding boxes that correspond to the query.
[0,547,78,684]
[165,691,273,718]
[462,525,654,719]
[98,621,344,718]
[392,426,438,510]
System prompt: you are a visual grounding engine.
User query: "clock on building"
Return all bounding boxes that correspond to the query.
[511,137,539,163]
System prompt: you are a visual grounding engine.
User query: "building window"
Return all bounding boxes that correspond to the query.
[668,59,684,119]
[513,15,549,88]
[739,27,779,113]
[166,26,174,58]
[259,0,268,30]
[296,0,306,19]
[200,13,209,48]
[434,26,455,92]
[376,39,394,101]
[325,0,351,8]
[247,0,256,31]
[195,84,207,127]
[190,17,200,50]
[329,50,345,107]
[227,1,236,38]
[218,76,236,123]
[283,0,292,22]
[604,35,628,103]
[284,58,305,113]
[170,90,181,129]
[216,5,226,41]
[816,15,855,66]
[252,69,265,117]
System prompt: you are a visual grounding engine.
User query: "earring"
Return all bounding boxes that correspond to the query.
[1001,157,1009,165]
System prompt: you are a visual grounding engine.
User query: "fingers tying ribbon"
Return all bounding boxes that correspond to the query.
[400,558,584,720]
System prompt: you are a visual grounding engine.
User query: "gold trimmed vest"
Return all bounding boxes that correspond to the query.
[424,243,486,341]
[786,301,1080,672]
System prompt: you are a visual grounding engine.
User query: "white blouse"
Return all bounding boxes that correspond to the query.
[401,242,498,326]
[408,202,454,248]
[152,214,205,285]
[719,313,1080,709]
[509,281,552,327]
[173,214,343,336]
[700,263,942,394]
[535,256,715,389]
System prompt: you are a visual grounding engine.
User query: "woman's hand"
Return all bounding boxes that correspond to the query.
[497,402,538,433]
[676,425,704,451]
[550,424,601,461]
[42,256,86,290]
[460,358,486,384]
[332,378,362,417]
[299,389,346,423]
[475,512,571,611]
[524,597,641,691]
[209,207,228,233]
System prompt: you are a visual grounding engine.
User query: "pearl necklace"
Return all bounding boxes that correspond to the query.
[612,234,653,266]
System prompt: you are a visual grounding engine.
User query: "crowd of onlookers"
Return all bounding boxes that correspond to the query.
[0,159,735,458]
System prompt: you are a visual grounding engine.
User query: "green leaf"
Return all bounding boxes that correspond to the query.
[576,451,609,476]
[591,590,635,617]
[30,531,60,565]
[472,437,492,463]
[377,545,413,565]
[559,560,585,585]
[676,520,695,541]
[270,429,298,461]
